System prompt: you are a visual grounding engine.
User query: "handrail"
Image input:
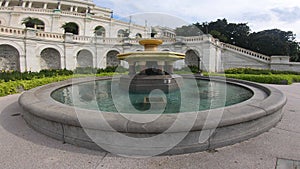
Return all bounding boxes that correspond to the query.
[221,43,271,62]
[73,35,94,42]
[0,26,25,36]
[0,25,274,63]
[36,31,64,40]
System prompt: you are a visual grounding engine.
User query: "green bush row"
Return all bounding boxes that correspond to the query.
[0,72,118,97]
[225,68,300,75]
[0,76,72,97]
[0,69,73,82]
[206,73,300,85]
[74,66,128,74]
[175,66,200,73]
[0,67,128,82]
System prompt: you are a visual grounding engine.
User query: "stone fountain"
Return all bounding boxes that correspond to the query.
[118,39,185,93]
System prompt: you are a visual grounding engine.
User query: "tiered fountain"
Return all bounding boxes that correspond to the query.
[118,39,184,93]
[19,39,286,157]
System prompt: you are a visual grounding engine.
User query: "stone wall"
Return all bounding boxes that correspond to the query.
[221,49,270,70]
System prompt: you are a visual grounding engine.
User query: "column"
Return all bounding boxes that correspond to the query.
[22,1,26,7]
[166,62,174,74]
[28,1,32,8]
[157,61,165,75]
[138,61,146,74]
[43,3,47,9]
[70,6,73,12]
[4,0,10,7]
[0,1,3,7]
[128,61,136,76]
[74,6,78,12]
[19,55,27,72]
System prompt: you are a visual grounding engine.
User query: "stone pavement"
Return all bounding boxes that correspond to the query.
[0,83,299,169]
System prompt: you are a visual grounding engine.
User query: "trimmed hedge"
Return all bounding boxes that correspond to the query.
[0,69,73,82]
[74,66,128,74]
[0,76,72,97]
[205,73,300,85]
[0,72,118,97]
[225,68,300,75]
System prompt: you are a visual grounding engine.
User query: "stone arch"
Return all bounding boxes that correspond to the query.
[76,49,93,67]
[62,22,79,35]
[21,17,45,31]
[136,33,142,38]
[0,44,20,71]
[40,48,61,69]
[30,16,50,31]
[38,45,64,58]
[0,41,25,56]
[185,49,201,67]
[94,25,106,37]
[106,50,120,67]
[117,29,129,38]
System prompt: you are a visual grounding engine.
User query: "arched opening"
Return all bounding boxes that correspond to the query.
[0,44,20,71]
[61,22,79,35]
[117,29,129,38]
[77,50,93,67]
[136,33,142,38]
[185,50,201,70]
[106,50,120,67]
[40,48,61,70]
[94,26,106,37]
[21,17,45,31]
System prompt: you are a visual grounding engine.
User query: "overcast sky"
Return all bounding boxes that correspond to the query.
[95,0,300,41]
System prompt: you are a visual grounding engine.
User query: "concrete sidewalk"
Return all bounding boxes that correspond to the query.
[0,84,299,169]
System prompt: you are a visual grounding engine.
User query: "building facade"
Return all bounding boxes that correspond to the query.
[0,0,299,72]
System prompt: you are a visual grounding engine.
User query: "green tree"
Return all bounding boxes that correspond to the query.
[175,25,203,36]
[61,22,79,35]
[248,29,298,57]
[22,17,44,30]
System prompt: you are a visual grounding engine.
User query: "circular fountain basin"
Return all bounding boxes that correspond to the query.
[19,76,286,156]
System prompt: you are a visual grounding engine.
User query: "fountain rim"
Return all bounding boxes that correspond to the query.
[18,75,286,133]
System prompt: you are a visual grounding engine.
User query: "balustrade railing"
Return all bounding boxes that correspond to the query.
[221,43,271,61]
[73,35,94,42]
[23,8,53,13]
[0,26,25,36]
[36,31,64,40]
[181,36,204,43]
[0,7,13,10]
[0,25,273,62]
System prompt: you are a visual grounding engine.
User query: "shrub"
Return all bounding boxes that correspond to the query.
[74,67,97,74]
[0,69,73,82]
[225,68,300,75]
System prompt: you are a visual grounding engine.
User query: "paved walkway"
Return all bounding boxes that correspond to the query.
[0,84,299,169]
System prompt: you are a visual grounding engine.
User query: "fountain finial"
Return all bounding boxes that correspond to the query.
[139,39,163,51]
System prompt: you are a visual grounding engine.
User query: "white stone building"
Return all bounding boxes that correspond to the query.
[0,0,299,72]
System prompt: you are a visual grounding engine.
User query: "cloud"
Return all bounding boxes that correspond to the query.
[271,7,300,22]
[94,0,300,41]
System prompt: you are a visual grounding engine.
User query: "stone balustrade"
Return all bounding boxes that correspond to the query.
[0,25,275,64]
[0,6,87,18]
[181,36,204,43]
[221,43,271,62]
[36,31,64,41]
[73,35,94,42]
[61,10,86,17]
[0,7,13,10]
[0,26,25,37]
[23,7,53,13]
